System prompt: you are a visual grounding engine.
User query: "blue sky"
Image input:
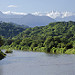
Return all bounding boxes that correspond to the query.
[0,0,75,13]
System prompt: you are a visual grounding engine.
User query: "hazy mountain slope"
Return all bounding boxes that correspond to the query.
[55,16,75,21]
[17,14,56,27]
[0,11,56,27]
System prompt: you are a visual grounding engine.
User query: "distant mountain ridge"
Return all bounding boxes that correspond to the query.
[0,11,75,27]
[0,11,56,27]
[56,15,75,21]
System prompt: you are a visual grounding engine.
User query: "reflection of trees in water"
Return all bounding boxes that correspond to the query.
[0,66,3,75]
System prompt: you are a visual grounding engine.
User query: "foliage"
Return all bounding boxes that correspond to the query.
[0,50,6,60]
[0,36,4,47]
[5,49,13,53]
[1,21,75,54]
[0,22,29,38]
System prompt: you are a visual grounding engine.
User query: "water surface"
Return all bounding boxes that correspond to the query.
[0,50,75,75]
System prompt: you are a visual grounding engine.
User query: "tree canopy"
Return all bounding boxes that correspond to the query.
[1,21,75,54]
[0,22,29,38]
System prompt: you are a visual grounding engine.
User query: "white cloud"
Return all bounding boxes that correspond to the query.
[31,11,75,19]
[12,12,27,15]
[43,11,75,19]
[46,11,61,19]
[61,11,75,18]
[32,12,45,16]
[3,11,27,15]
[2,11,75,19]
[3,11,11,14]
[8,5,17,8]
[31,11,62,18]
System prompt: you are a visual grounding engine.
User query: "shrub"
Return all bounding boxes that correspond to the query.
[5,49,13,53]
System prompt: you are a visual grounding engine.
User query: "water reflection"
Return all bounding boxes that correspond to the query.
[0,50,75,75]
[0,64,3,75]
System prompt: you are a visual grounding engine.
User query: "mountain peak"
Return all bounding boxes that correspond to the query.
[26,14,35,16]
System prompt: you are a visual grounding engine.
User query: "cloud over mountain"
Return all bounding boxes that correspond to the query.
[0,11,56,27]
[32,11,75,19]
[3,11,27,15]
[1,11,75,27]
[2,11,75,19]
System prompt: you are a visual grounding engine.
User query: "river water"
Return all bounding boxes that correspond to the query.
[0,50,75,75]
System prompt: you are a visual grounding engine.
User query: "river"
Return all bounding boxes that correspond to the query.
[0,50,75,75]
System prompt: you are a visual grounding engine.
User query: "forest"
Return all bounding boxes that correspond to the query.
[0,36,6,59]
[0,22,28,59]
[0,21,29,38]
[0,21,75,55]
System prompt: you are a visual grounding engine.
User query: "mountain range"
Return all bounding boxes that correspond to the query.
[0,11,55,27]
[0,11,75,27]
[56,15,75,21]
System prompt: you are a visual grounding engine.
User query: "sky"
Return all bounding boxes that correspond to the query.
[0,0,75,13]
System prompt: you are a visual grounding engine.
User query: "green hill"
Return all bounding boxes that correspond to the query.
[1,21,75,54]
[0,22,28,38]
[13,21,75,40]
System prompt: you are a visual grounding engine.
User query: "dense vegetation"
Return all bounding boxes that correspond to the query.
[0,50,6,60]
[0,21,29,38]
[1,21,75,54]
[5,49,13,53]
[0,36,6,60]
[0,22,29,59]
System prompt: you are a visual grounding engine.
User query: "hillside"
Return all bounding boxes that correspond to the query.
[13,21,75,40]
[0,22,28,38]
[1,21,75,54]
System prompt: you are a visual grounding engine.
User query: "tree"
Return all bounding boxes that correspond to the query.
[0,36,4,47]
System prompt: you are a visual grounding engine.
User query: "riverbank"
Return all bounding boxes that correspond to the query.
[0,50,6,60]
[0,46,75,54]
